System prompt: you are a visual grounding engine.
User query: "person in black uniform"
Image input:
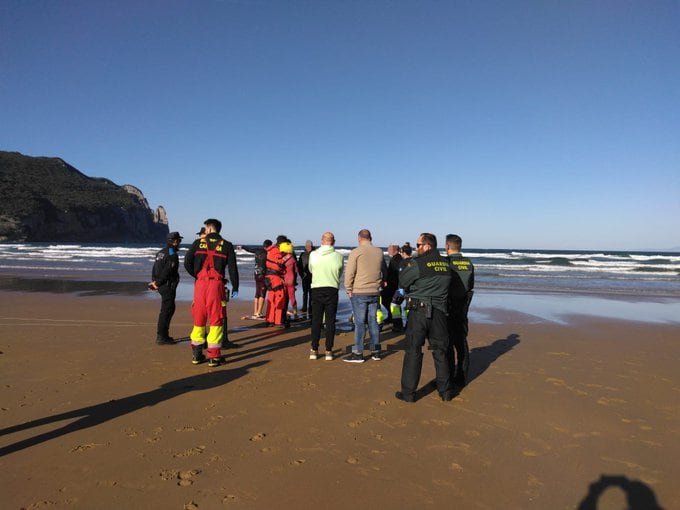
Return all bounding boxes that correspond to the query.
[380,244,402,324]
[395,233,454,402]
[446,234,475,387]
[297,240,314,318]
[149,231,183,345]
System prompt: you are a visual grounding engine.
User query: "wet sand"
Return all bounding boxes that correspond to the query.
[0,292,677,509]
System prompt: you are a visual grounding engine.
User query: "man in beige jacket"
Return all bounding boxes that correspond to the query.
[344,229,388,363]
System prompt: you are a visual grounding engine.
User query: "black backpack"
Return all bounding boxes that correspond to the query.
[254,250,267,276]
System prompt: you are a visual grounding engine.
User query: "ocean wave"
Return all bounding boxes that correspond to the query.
[477,262,679,276]
[536,257,574,267]
[629,254,680,262]
[2,244,679,297]
[634,266,680,274]
[0,264,107,271]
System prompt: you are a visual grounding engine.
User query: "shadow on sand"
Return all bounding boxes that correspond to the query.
[577,474,664,510]
[0,360,268,457]
[467,333,521,384]
[411,333,521,401]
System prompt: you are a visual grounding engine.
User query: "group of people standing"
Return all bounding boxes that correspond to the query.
[149,219,239,367]
[244,235,314,327]
[149,221,474,403]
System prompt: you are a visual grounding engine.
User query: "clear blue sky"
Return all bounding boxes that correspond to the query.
[2,0,678,250]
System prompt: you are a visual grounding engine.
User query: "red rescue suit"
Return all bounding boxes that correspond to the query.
[184,235,235,359]
[265,244,286,325]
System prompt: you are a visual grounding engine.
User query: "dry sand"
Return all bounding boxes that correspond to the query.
[1,292,677,509]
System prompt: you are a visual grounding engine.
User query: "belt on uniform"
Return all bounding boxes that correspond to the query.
[407,298,434,318]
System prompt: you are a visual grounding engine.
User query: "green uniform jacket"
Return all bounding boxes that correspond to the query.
[448,254,475,299]
[398,248,451,313]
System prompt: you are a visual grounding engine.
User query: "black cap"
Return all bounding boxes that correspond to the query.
[196,227,206,235]
[167,231,183,241]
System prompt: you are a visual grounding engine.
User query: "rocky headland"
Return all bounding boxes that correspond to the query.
[0,151,169,243]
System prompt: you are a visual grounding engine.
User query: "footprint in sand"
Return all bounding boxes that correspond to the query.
[70,443,102,452]
[290,459,306,466]
[346,456,359,464]
[430,419,451,426]
[173,446,206,458]
[526,474,543,498]
[175,426,197,432]
[184,501,199,510]
[597,397,627,406]
[249,432,267,441]
[159,469,178,481]
[347,416,369,428]
[177,469,201,487]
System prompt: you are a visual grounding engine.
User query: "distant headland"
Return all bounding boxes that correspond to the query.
[0,151,169,243]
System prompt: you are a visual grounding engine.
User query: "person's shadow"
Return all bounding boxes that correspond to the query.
[0,360,268,457]
[577,474,664,509]
[413,333,521,400]
[467,333,520,384]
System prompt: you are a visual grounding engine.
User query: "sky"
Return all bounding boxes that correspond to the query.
[1,0,678,250]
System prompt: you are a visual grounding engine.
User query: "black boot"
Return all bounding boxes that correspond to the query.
[191,344,206,365]
[156,334,175,345]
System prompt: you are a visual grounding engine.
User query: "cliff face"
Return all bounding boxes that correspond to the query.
[0,151,169,243]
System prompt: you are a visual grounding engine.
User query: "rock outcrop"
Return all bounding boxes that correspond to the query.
[0,151,169,243]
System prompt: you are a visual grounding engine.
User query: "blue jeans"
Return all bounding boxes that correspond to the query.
[350,294,380,354]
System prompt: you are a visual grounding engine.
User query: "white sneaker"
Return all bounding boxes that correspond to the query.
[309,350,318,360]
[325,351,333,361]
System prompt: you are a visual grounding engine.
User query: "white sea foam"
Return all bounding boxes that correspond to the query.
[2,243,678,297]
[0,264,104,271]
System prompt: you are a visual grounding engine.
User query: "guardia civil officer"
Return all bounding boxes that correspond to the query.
[149,231,183,345]
[446,234,475,387]
[395,233,454,402]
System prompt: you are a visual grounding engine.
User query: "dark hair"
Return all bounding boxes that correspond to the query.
[263,239,273,248]
[401,244,412,256]
[358,229,372,241]
[276,234,288,244]
[419,232,437,249]
[204,218,222,233]
[446,234,462,250]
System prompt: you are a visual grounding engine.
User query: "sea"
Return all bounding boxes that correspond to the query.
[1,243,679,325]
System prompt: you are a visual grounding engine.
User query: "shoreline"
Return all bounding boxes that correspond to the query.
[1,293,677,509]
[2,274,680,326]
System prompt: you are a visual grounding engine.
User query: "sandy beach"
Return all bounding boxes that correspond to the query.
[1,291,677,509]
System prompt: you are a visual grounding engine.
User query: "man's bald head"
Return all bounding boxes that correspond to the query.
[321,232,335,246]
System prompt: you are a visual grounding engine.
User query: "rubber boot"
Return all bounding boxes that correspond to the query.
[207,347,222,367]
[191,344,206,365]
